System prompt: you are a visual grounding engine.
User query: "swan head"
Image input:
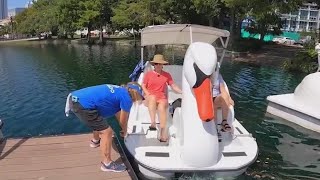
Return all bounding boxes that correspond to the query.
[183,42,217,121]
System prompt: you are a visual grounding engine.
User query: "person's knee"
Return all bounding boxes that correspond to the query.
[99,127,112,136]
[214,96,223,107]
[158,101,168,111]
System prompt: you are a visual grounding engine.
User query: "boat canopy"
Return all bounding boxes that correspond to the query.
[139,24,230,68]
[141,24,230,47]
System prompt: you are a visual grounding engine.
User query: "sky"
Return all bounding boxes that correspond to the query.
[8,0,30,9]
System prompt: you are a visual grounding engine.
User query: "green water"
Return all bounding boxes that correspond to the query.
[0,42,319,179]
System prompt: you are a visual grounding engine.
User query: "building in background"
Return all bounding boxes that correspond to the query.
[25,0,37,8]
[8,8,26,17]
[0,0,8,20]
[281,2,320,32]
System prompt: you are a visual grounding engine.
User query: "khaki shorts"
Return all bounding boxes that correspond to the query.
[71,98,109,131]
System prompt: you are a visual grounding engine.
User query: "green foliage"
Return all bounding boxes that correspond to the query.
[192,0,221,26]
[246,12,282,40]
[282,48,318,73]
[111,0,171,30]
[0,25,10,36]
[57,0,81,38]
[11,0,305,48]
[231,38,263,52]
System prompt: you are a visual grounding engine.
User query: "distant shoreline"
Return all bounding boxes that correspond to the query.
[0,37,40,44]
[0,38,298,67]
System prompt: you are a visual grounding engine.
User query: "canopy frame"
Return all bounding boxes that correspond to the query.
[140,24,230,65]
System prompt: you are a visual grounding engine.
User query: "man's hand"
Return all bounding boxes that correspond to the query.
[115,110,129,138]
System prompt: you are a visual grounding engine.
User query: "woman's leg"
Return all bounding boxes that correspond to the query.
[147,95,157,128]
[214,96,231,131]
[158,99,168,141]
[214,95,229,120]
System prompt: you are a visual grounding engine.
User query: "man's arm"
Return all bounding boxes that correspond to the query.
[142,83,150,96]
[115,110,129,137]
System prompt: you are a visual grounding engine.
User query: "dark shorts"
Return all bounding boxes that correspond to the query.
[71,99,109,131]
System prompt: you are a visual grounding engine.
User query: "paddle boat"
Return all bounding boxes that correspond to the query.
[125,24,258,179]
[266,43,320,133]
[266,73,320,133]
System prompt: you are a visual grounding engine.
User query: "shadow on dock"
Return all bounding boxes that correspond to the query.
[0,138,29,160]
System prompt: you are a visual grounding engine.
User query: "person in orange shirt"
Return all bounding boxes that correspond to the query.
[142,54,182,142]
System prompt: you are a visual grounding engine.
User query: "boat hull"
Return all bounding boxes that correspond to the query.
[136,161,249,179]
[266,100,320,133]
[125,64,258,179]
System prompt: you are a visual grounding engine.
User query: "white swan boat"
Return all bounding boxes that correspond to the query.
[266,44,320,133]
[266,72,320,133]
[125,24,258,179]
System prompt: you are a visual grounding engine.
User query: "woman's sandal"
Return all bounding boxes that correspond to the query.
[158,138,168,143]
[149,126,157,131]
[221,119,231,132]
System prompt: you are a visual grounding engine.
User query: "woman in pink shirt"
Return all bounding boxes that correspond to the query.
[142,54,182,142]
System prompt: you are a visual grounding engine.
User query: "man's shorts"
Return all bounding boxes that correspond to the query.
[71,97,109,131]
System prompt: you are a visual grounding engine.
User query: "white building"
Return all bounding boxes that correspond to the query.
[25,0,37,8]
[0,0,7,20]
[281,2,320,32]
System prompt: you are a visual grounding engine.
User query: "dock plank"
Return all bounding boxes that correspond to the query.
[0,134,131,180]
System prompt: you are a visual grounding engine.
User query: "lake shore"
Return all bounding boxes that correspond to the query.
[230,44,304,67]
[0,38,303,68]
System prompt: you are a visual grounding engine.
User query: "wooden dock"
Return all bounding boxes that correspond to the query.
[0,134,132,180]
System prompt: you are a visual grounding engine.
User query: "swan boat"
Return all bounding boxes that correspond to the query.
[266,72,320,133]
[266,44,320,133]
[125,24,258,179]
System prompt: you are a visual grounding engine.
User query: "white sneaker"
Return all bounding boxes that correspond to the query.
[100,161,126,172]
[89,139,100,148]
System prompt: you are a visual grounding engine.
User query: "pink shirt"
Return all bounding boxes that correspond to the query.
[143,70,174,100]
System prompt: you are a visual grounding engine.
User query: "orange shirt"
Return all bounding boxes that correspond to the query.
[143,70,174,100]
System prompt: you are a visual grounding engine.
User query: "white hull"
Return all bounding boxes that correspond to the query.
[267,94,320,133]
[125,65,258,179]
[266,72,320,133]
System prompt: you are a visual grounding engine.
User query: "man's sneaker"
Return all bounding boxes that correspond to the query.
[89,139,100,148]
[100,161,127,172]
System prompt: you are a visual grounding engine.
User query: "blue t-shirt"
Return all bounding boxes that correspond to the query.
[71,84,132,117]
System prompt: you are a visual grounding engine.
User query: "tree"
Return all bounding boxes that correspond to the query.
[112,0,170,31]
[57,0,81,39]
[77,0,101,43]
[192,0,221,26]
[246,0,304,42]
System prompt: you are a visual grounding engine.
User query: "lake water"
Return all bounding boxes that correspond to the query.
[0,42,319,180]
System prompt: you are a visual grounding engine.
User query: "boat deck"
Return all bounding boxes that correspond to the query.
[0,133,131,180]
